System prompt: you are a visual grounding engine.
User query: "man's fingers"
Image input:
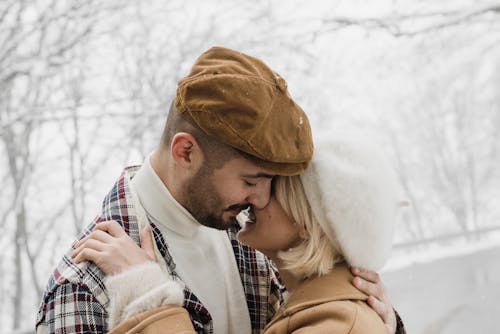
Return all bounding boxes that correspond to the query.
[73,248,101,264]
[367,296,389,322]
[368,296,397,334]
[139,225,156,261]
[94,220,126,237]
[352,276,382,298]
[352,267,397,334]
[351,266,380,283]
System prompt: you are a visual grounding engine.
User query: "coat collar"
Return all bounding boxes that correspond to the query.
[267,264,368,327]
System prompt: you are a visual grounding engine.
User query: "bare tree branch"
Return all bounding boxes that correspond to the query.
[319,4,500,37]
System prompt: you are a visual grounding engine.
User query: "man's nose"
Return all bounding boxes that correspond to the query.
[247,181,272,209]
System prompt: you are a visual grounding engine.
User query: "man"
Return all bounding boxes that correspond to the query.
[36,46,405,334]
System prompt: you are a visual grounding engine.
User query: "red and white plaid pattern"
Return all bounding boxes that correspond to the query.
[36,166,407,334]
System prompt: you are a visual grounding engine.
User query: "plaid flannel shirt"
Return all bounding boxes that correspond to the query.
[36,166,407,334]
[36,166,285,334]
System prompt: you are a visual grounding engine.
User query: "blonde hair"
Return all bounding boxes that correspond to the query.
[274,175,344,281]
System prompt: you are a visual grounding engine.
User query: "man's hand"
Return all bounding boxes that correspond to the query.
[71,220,156,275]
[351,267,396,334]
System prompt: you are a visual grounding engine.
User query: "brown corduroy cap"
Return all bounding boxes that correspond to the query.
[175,46,313,176]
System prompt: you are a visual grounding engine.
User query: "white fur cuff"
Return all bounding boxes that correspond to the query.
[105,261,184,328]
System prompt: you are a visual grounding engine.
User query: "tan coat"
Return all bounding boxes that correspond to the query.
[263,264,387,334]
[110,265,385,334]
[108,305,195,334]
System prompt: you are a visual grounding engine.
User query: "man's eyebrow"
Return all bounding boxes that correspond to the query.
[241,172,275,179]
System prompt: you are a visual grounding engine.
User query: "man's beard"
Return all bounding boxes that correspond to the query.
[184,164,238,230]
[204,214,240,231]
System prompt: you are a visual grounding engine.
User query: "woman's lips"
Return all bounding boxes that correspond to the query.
[247,209,256,222]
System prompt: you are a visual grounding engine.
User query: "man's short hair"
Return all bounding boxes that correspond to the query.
[161,102,240,170]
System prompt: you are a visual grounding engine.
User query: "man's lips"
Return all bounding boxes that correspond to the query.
[229,208,243,215]
[225,204,250,216]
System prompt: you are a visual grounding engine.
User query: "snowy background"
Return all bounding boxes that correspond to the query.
[1,0,499,333]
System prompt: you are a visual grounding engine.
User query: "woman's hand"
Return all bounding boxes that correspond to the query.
[71,220,156,275]
[351,267,397,334]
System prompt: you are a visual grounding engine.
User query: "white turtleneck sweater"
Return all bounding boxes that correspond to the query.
[130,154,251,334]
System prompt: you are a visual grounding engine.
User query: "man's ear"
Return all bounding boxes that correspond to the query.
[170,132,200,168]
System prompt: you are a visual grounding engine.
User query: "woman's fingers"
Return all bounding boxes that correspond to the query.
[74,229,114,248]
[139,225,156,261]
[72,238,106,258]
[71,221,157,275]
[73,247,101,264]
[93,220,126,237]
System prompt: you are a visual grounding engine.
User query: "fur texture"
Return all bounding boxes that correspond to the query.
[301,134,403,270]
[105,261,184,328]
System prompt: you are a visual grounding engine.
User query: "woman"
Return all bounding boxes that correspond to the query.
[72,134,404,333]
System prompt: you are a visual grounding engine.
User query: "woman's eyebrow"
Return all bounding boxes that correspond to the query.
[241,172,275,179]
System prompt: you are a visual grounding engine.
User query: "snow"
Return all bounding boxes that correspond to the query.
[383,245,500,334]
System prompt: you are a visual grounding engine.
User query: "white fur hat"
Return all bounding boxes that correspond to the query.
[300,133,403,270]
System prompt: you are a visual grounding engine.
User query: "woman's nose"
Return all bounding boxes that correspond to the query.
[247,182,271,209]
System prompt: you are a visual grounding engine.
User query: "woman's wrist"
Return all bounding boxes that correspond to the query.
[105,261,184,327]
